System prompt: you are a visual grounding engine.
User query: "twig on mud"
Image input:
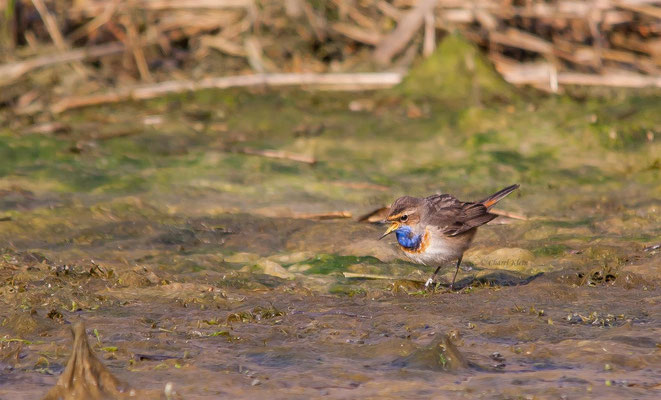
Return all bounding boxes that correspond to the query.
[234,147,316,165]
[292,211,352,220]
[47,72,403,113]
[489,209,528,221]
[357,206,390,223]
[343,272,425,282]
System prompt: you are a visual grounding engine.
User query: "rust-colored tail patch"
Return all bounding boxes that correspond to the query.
[479,184,520,209]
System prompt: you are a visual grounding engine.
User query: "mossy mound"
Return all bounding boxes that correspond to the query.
[398,33,515,104]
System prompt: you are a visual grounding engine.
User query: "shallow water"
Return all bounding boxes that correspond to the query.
[0,76,660,398]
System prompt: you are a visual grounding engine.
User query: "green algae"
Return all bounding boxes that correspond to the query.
[297,254,381,275]
[532,244,570,257]
[0,43,660,399]
[398,33,514,104]
[328,284,366,297]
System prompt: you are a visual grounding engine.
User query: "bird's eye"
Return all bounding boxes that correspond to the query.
[400,215,408,222]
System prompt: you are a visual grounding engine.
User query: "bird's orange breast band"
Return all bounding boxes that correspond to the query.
[399,229,431,254]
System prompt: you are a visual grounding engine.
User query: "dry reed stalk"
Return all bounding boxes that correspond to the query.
[423,13,435,57]
[494,59,661,88]
[616,2,661,19]
[138,0,254,11]
[123,7,153,82]
[199,34,247,56]
[2,0,660,102]
[0,42,125,85]
[67,0,120,42]
[49,72,404,113]
[374,0,438,65]
[31,0,87,77]
[331,22,383,45]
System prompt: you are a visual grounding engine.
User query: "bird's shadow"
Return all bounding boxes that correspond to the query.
[443,271,543,291]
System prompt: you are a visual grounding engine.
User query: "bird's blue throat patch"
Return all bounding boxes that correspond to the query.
[394,226,423,250]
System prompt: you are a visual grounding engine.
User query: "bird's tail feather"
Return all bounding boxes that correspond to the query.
[479,184,520,208]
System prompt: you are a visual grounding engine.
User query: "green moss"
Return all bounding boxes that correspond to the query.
[532,244,569,257]
[398,33,515,104]
[300,254,381,275]
[328,284,366,297]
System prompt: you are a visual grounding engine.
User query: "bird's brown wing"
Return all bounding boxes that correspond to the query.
[424,194,498,236]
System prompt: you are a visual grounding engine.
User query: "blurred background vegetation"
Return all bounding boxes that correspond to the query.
[1,0,660,117]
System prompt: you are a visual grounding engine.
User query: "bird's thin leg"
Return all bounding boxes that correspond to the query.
[425,266,442,289]
[449,256,463,291]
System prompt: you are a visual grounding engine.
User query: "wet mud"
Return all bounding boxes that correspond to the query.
[0,45,660,398]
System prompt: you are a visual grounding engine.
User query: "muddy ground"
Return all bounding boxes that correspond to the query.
[0,41,660,399]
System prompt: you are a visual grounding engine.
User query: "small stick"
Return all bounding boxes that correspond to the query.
[493,60,661,89]
[31,0,87,77]
[123,8,153,82]
[199,34,246,56]
[301,1,327,41]
[343,272,426,282]
[558,71,661,88]
[357,206,390,223]
[331,23,382,45]
[292,211,352,220]
[235,147,316,164]
[244,36,268,73]
[139,0,253,10]
[0,42,125,86]
[423,13,436,57]
[330,0,377,30]
[31,0,68,51]
[489,209,528,221]
[48,72,403,114]
[489,28,554,55]
[376,1,403,20]
[616,3,661,19]
[67,0,120,42]
[373,0,437,65]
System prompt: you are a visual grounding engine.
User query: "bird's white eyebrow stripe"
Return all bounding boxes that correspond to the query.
[387,211,406,220]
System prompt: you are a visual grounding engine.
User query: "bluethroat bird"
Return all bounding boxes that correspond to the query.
[380,184,520,290]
